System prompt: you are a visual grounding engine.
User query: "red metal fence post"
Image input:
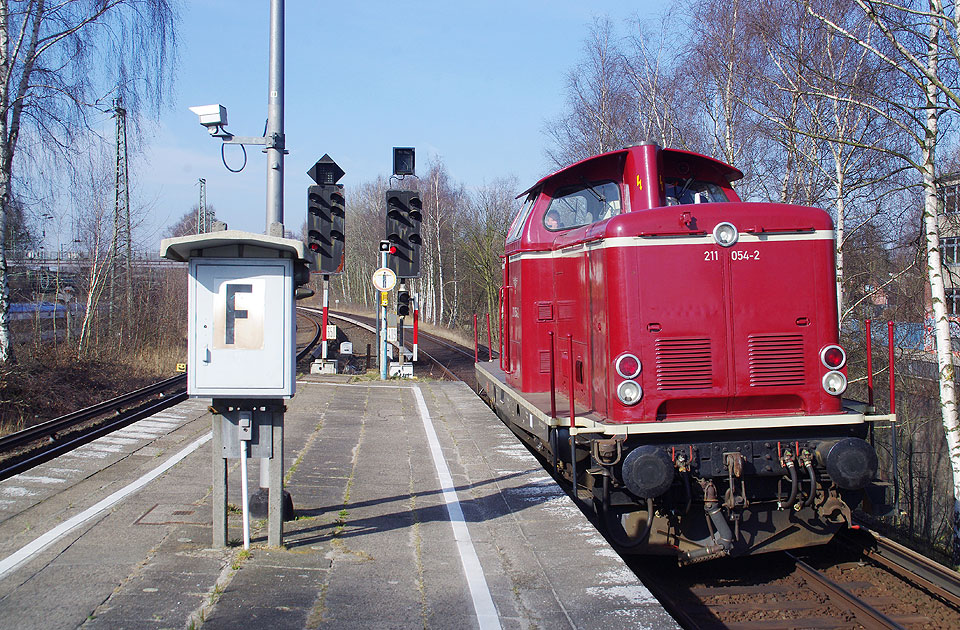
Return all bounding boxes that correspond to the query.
[866,319,874,410]
[888,321,896,415]
[473,314,479,364]
[486,313,492,362]
[568,334,575,428]
[888,320,899,514]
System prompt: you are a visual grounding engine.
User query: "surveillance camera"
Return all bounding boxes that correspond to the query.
[188,104,227,129]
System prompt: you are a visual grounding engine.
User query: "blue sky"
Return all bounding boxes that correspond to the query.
[120,0,668,246]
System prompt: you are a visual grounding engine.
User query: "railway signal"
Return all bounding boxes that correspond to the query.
[306,155,346,275]
[385,190,422,278]
[393,147,415,176]
[397,288,410,316]
[307,184,345,274]
[294,260,313,300]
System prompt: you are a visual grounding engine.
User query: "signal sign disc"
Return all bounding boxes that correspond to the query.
[372,267,397,292]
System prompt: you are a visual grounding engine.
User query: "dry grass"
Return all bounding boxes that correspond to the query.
[0,338,185,436]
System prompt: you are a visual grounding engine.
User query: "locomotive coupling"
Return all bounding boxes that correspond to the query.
[813,437,878,490]
[621,445,675,499]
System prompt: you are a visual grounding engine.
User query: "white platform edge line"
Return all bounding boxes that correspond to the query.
[413,385,502,630]
[296,380,408,390]
[0,432,212,580]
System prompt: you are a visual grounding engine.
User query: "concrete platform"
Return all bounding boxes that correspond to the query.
[0,376,678,630]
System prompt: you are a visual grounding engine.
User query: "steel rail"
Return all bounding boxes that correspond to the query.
[0,391,189,480]
[0,374,186,453]
[320,311,460,382]
[0,310,322,480]
[859,530,960,608]
[786,552,908,630]
[318,308,489,364]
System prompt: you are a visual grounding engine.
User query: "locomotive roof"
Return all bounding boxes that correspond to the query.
[517,146,745,198]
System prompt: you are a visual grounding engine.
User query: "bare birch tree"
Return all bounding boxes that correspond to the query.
[621,15,696,151]
[748,0,906,317]
[544,17,639,168]
[0,0,179,364]
[463,177,517,333]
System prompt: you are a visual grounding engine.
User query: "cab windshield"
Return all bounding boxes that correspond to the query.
[506,193,537,242]
[664,178,729,205]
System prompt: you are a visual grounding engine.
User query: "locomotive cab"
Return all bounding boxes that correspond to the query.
[481,142,888,563]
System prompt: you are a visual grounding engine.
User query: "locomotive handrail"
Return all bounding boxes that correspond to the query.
[499,284,511,372]
[743,225,815,233]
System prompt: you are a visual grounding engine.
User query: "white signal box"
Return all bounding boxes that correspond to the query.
[161,231,307,398]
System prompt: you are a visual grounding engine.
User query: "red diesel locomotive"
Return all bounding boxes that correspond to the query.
[476,142,888,564]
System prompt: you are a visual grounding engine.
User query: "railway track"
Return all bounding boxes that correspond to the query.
[309,309,485,384]
[853,530,960,610]
[631,529,960,630]
[0,310,322,481]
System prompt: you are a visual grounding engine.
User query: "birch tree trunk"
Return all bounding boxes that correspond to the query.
[433,181,444,326]
[834,152,846,318]
[917,14,960,566]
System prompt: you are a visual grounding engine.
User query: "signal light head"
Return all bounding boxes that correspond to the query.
[393,147,416,176]
[820,345,846,369]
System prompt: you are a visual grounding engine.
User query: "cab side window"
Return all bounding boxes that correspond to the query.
[543,181,621,231]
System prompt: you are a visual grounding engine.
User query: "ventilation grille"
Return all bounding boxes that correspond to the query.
[656,338,712,390]
[748,334,805,386]
[539,350,551,373]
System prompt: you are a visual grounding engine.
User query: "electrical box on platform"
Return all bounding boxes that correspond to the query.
[160,230,308,398]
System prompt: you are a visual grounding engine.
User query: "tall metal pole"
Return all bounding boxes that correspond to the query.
[198,178,207,234]
[265,0,285,234]
[380,250,388,380]
[322,275,330,361]
[109,96,131,334]
[266,0,285,546]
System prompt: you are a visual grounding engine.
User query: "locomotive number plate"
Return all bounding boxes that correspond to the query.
[731,250,760,261]
[704,249,760,261]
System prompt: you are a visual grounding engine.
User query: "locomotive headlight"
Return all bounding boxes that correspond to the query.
[822,371,847,396]
[617,380,643,405]
[713,222,739,247]
[820,345,846,369]
[615,353,642,379]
